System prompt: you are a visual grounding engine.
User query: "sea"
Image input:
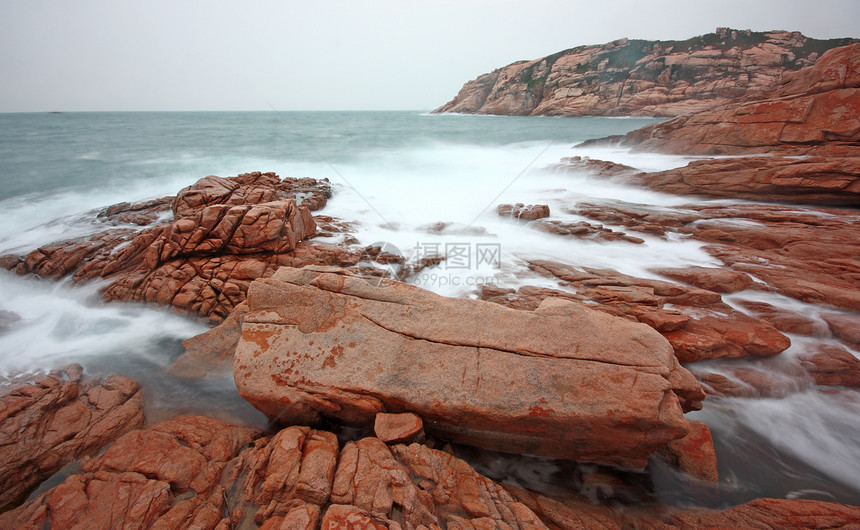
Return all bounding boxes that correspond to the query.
[0,111,858,507]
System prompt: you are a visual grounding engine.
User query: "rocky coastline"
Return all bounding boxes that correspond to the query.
[433,28,857,118]
[1,43,860,529]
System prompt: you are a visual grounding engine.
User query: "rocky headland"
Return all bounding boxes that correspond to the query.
[1,42,860,529]
[434,28,856,117]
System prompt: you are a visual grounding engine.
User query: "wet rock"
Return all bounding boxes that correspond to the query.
[820,312,860,349]
[657,420,719,483]
[97,196,173,226]
[661,307,791,363]
[0,365,145,511]
[374,412,425,445]
[632,497,860,528]
[797,344,860,388]
[497,203,551,220]
[568,200,860,315]
[234,265,701,468]
[6,229,138,280]
[0,309,21,335]
[0,173,336,322]
[519,260,790,363]
[557,155,639,177]
[169,301,251,377]
[619,156,860,206]
[531,219,645,244]
[736,300,830,336]
[695,372,752,398]
[693,365,807,398]
[509,486,860,529]
[653,266,754,294]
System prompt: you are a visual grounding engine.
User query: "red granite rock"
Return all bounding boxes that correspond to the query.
[797,344,860,388]
[374,412,425,445]
[435,29,856,118]
[497,203,551,220]
[234,266,701,468]
[621,44,860,157]
[655,266,754,294]
[0,366,145,512]
[657,420,719,483]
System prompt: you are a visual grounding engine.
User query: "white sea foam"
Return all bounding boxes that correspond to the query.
[0,274,207,375]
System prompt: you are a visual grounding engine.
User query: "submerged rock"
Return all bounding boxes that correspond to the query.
[233,265,702,468]
[496,203,551,220]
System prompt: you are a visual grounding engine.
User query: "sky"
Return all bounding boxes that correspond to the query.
[1,0,858,112]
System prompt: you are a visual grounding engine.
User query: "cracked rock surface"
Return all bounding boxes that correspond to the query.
[233,265,703,468]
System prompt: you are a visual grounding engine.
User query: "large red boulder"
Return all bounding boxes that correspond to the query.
[233,266,702,468]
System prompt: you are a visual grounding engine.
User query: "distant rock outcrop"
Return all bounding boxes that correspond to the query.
[561,44,860,212]
[435,28,857,117]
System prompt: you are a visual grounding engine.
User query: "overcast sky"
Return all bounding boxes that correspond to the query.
[1,0,858,112]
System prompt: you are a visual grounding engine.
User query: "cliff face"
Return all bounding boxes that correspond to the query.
[434,28,857,117]
[620,43,860,155]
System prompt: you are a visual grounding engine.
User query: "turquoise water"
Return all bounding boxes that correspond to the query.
[0,111,657,202]
[0,111,858,507]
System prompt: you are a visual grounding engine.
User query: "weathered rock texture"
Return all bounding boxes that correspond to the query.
[621,43,860,156]
[233,266,702,468]
[480,260,791,364]
[0,415,548,529]
[594,156,860,206]
[0,172,346,322]
[435,28,856,117]
[507,197,859,396]
[0,365,144,511]
[4,413,859,529]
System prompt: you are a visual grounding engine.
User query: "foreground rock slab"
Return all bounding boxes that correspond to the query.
[234,266,702,468]
[0,415,547,529]
[0,365,144,511]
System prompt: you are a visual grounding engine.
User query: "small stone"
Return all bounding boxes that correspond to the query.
[374,413,425,444]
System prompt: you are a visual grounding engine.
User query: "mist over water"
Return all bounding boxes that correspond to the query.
[0,111,858,504]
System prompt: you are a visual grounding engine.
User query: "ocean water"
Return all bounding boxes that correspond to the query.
[0,111,857,506]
